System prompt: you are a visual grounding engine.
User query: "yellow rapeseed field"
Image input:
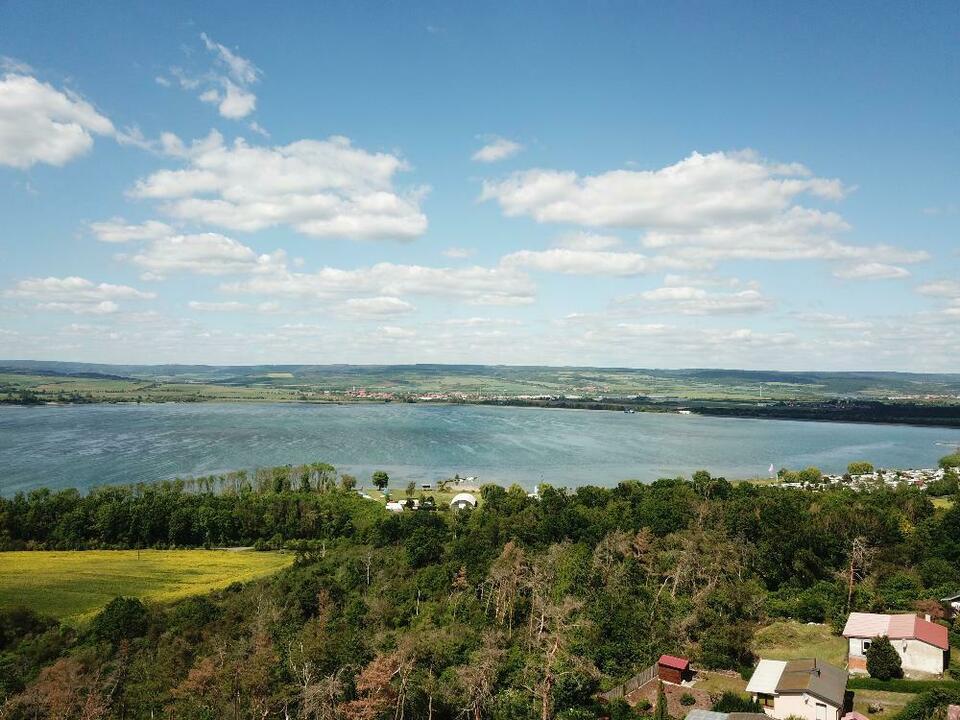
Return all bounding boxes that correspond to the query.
[0,549,292,622]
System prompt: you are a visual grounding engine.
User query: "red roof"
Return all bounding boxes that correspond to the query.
[658,654,690,670]
[843,612,949,651]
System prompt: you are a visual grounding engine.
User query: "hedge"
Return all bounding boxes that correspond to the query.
[848,677,960,694]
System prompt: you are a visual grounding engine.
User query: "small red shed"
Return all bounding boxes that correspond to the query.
[657,655,691,684]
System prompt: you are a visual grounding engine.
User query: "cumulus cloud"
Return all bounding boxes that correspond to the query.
[5,276,154,314]
[917,280,960,298]
[553,231,623,251]
[342,296,415,318]
[129,131,428,240]
[162,33,262,120]
[500,248,666,276]
[472,136,523,163]
[223,261,534,306]
[482,150,927,272]
[0,73,114,168]
[631,285,773,315]
[90,218,175,243]
[832,262,910,280]
[126,232,286,279]
[187,300,280,313]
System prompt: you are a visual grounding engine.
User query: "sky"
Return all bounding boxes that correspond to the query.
[0,1,957,371]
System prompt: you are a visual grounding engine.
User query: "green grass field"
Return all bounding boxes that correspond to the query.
[753,620,848,667]
[0,550,292,622]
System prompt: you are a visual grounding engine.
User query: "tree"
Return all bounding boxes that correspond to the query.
[90,596,148,644]
[797,467,823,485]
[406,481,416,498]
[939,452,960,470]
[372,471,389,493]
[653,680,669,720]
[340,474,357,492]
[866,635,903,680]
[847,461,874,475]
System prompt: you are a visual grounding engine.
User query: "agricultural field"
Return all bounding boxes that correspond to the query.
[0,549,292,622]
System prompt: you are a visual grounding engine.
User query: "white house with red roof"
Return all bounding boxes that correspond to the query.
[842,612,949,676]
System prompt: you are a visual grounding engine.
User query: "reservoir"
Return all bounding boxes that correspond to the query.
[1,402,957,494]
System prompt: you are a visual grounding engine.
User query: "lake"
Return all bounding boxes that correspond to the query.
[1,402,958,494]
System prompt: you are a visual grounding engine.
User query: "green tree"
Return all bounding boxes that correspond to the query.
[340,473,357,491]
[653,680,669,720]
[939,452,960,470]
[406,480,416,497]
[866,635,903,680]
[372,470,389,492]
[90,596,148,644]
[847,461,874,475]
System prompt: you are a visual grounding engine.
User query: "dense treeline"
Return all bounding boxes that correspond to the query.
[1,466,959,719]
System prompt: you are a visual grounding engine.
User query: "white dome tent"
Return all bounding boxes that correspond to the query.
[449,492,478,510]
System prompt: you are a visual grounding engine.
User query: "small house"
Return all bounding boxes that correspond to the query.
[842,612,949,676]
[745,658,847,720]
[385,501,405,512]
[657,655,692,684]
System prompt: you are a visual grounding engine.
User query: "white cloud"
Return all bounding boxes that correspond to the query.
[553,231,623,251]
[0,73,114,168]
[200,33,261,85]
[833,262,910,280]
[162,33,262,120]
[342,296,415,318]
[500,248,665,276]
[633,285,773,315]
[125,232,285,278]
[917,280,960,298]
[129,131,428,240]
[472,136,523,163]
[188,300,247,312]
[90,218,175,243]
[223,261,534,306]
[482,150,928,272]
[5,276,154,314]
[379,325,417,338]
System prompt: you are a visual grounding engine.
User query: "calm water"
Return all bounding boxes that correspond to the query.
[1,402,958,494]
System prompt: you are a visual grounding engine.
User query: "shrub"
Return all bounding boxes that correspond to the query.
[680,693,696,706]
[866,635,903,680]
[713,691,762,713]
[90,596,148,644]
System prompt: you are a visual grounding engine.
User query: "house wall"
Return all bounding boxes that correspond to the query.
[847,637,945,676]
[770,692,841,720]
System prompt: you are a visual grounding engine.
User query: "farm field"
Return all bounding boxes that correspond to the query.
[0,549,292,622]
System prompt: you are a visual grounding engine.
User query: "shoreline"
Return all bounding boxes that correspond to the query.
[4,394,960,430]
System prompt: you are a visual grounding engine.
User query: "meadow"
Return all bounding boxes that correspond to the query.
[0,549,292,622]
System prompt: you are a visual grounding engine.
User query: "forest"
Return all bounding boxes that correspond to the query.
[1,464,959,720]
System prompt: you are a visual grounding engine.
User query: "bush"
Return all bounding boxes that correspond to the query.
[939,453,960,470]
[680,693,696,706]
[90,596,148,644]
[894,688,960,720]
[712,691,762,713]
[866,635,903,680]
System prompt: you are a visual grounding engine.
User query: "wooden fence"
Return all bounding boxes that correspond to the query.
[599,662,658,702]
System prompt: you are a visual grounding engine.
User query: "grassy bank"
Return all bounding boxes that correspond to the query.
[0,549,292,622]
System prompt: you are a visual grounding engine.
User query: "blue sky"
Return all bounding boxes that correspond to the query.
[1,1,957,370]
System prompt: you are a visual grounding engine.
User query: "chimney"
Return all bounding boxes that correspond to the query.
[925,613,932,622]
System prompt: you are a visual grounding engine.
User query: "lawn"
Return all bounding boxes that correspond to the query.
[0,549,292,622]
[753,620,848,667]
[851,689,915,720]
